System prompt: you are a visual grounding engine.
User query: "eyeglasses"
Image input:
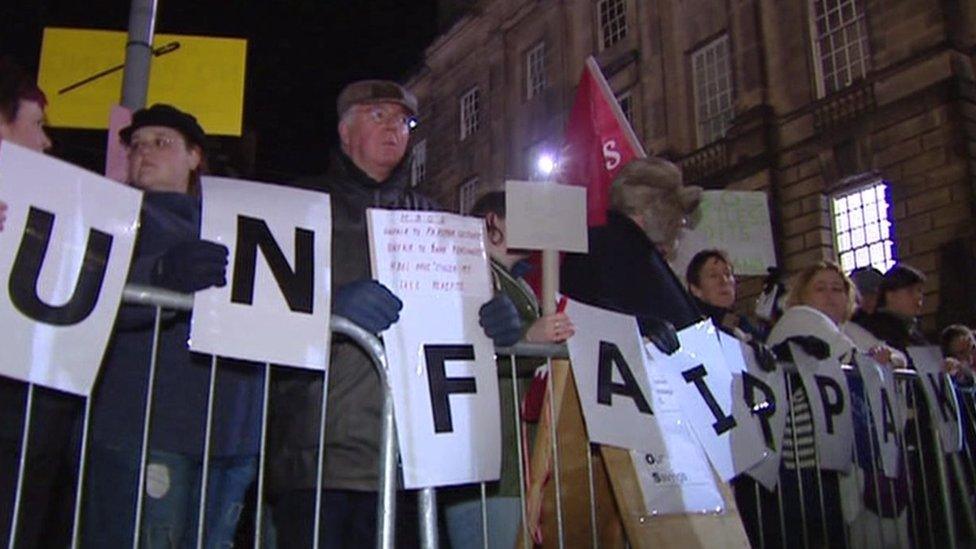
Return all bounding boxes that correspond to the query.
[358,106,418,131]
[127,136,183,154]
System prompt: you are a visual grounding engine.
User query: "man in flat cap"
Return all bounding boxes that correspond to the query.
[268,80,521,547]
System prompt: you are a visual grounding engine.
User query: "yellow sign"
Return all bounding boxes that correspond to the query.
[38,28,246,136]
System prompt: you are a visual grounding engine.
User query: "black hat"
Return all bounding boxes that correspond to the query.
[120,104,207,148]
[336,79,418,118]
[880,263,926,295]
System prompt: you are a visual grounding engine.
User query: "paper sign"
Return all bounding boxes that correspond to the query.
[564,298,665,454]
[191,177,331,369]
[792,346,855,473]
[717,331,787,490]
[0,142,142,395]
[104,105,132,182]
[907,346,963,453]
[651,321,768,481]
[368,209,499,488]
[505,180,588,253]
[671,191,776,277]
[857,353,904,478]
[38,28,247,135]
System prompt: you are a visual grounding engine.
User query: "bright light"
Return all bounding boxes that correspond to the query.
[536,154,555,176]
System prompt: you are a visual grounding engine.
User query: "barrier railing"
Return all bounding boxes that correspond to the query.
[5,286,976,549]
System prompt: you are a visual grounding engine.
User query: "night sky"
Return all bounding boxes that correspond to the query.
[2,0,440,180]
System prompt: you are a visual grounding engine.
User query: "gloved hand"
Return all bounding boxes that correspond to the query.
[152,240,228,293]
[748,340,778,372]
[332,280,403,334]
[637,315,679,355]
[479,294,522,347]
[771,335,831,362]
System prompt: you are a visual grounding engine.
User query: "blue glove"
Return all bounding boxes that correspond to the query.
[479,294,522,347]
[332,280,403,334]
[152,240,228,293]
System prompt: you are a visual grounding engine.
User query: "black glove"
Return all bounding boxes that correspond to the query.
[479,294,522,347]
[637,315,679,355]
[771,335,831,362]
[332,280,403,334]
[748,340,778,372]
[152,240,228,293]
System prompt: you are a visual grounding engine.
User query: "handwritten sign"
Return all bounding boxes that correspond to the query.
[368,209,499,488]
[672,190,776,277]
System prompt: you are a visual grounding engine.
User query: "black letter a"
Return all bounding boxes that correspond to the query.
[597,341,653,414]
[9,207,112,326]
[232,215,314,313]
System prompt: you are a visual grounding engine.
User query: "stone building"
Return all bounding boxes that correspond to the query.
[405,0,976,331]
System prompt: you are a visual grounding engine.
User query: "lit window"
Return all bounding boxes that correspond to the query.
[617,90,634,127]
[411,139,426,187]
[809,0,871,97]
[598,0,627,50]
[526,42,548,100]
[692,35,734,147]
[458,177,479,215]
[460,87,481,140]
[831,180,896,273]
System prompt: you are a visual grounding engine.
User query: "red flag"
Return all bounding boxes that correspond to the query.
[558,56,646,226]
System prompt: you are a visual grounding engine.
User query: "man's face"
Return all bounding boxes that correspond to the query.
[0,99,52,152]
[338,102,411,181]
[639,192,688,260]
[126,126,201,193]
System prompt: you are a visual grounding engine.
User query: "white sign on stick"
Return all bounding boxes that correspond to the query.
[564,298,665,454]
[857,352,904,478]
[652,321,768,481]
[671,190,776,277]
[638,345,725,514]
[368,209,499,489]
[505,180,588,253]
[716,331,787,490]
[792,346,855,473]
[0,142,142,395]
[191,177,331,369]
[908,346,963,453]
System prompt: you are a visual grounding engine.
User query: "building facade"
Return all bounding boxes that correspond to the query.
[406,0,976,331]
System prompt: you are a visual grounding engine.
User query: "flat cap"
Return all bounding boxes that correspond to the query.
[120,103,207,149]
[336,79,418,118]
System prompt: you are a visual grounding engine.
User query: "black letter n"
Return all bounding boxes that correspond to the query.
[232,215,314,313]
[9,207,112,326]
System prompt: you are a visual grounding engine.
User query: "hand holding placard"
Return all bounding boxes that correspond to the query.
[152,239,229,292]
[332,280,403,334]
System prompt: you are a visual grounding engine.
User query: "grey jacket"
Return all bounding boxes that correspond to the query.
[268,151,438,493]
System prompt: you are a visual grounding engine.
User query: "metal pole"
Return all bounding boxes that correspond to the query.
[120,0,158,109]
[133,307,164,549]
[195,356,219,549]
[419,488,439,549]
[254,363,272,549]
[8,384,34,549]
[70,395,94,549]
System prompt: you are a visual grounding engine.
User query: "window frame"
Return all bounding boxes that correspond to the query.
[830,179,896,274]
[410,139,426,187]
[525,41,548,100]
[459,86,481,141]
[597,0,628,51]
[808,0,872,98]
[691,34,734,147]
[458,177,479,215]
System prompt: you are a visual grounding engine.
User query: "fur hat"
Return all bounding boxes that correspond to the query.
[612,158,702,213]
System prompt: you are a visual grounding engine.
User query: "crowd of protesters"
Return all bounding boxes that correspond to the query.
[2,55,976,549]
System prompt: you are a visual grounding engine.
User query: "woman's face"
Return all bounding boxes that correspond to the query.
[949,331,976,367]
[126,126,200,193]
[885,283,924,318]
[802,269,849,325]
[690,257,736,309]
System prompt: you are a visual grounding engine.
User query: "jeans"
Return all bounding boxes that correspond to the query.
[443,496,521,549]
[83,445,257,548]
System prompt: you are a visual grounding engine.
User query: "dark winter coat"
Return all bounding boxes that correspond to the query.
[267,151,439,493]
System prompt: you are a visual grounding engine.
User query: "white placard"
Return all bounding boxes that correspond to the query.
[907,346,963,453]
[564,298,664,454]
[792,346,855,473]
[717,331,787,490]
[0,142,142,395]
[672,190,776,277]
[857,352,904,478]
[191,176,332,369]
[368,209,499,489]
[651,321,768,481]
[505,180,588,253]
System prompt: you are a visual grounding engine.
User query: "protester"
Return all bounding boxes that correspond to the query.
[267,80,522,548]
[83,104,266,547]
[0,58,80,549]
[850,266,884,318]
[561,157,701,353]
[942,324,976,382]
[685,249,765,342]
[439,191,574,549]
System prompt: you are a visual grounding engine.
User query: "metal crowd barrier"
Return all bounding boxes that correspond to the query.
[6,284,976,549]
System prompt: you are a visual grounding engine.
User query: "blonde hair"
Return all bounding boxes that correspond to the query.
[785,260,856,321]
